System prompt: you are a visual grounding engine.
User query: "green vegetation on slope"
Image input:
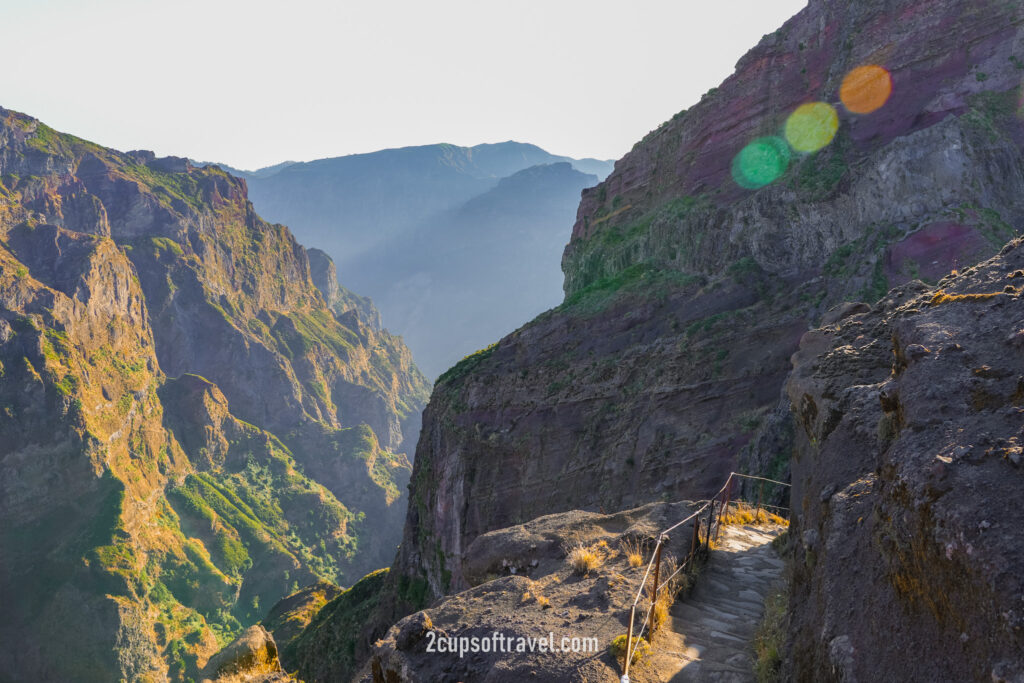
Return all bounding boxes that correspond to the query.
[562,263,701,313]
[0,107,429,682]
[285,567,391,682]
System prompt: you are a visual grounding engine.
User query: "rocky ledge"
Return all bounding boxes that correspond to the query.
[786,239,1024,681]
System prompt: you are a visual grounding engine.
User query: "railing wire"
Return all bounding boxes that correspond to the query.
[620,471,791,681]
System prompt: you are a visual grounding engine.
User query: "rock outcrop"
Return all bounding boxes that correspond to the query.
[785,240,1024,681]
[389,0,1024,620]
[200,625,291,683]
[0,108,429,681]
[366,501,702,683]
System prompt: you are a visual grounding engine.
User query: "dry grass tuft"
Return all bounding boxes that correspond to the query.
[651,593,670,633]
[619,537,644,568]
[720,501,787,527]
[521,589,551,608]
[567,545,601,575]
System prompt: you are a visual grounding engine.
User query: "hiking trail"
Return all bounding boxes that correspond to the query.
[646,523,785,682]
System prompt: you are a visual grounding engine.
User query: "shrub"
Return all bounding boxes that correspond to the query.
[567,545,601,575]
[609,634,650,665]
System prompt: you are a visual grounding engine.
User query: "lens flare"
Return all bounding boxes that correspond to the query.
[732,136,791,189]
[840,65,893,114]
[785,102,839,153]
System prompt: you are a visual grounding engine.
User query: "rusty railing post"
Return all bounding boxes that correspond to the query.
[706,498,717,547]
[624,603,635,677]
[720,474,733,528]
[755,481,764,523]
[647,537,664,634]
[713,486,725,545]
[690,514,698,559]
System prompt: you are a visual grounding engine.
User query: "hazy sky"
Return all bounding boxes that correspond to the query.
[1,0,806,170]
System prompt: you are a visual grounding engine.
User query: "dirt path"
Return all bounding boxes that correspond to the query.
[645,523,786,683]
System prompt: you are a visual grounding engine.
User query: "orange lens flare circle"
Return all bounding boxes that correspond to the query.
[840,65,893,114]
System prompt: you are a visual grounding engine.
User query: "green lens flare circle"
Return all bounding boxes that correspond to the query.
[732,136,791,189]
[785,102,839,153]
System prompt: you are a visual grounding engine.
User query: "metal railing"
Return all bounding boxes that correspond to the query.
[620,471,791,682]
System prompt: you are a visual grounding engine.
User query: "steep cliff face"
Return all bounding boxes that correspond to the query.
[564,0,1024,291]
[785,240,1024,681]
[0,108,429,681]
[392,0,1024,614]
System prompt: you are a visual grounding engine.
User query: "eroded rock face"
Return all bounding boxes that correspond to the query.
[391,0,1024,619]
[307,247,383,331]
[786,240,1024,681]
[0,109,429,681]
[399,276,805,600]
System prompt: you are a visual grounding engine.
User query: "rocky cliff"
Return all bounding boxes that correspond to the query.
[786,240,1024,681]
[385,0,1024,637]
[0,108,429,681]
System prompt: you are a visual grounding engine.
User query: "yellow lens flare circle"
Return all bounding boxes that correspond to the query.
[784,102,839,153]
[840,65,893,114]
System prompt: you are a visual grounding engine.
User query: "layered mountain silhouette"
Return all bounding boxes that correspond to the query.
[222,143,612,377]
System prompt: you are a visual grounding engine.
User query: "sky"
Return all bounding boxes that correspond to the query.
[0,0,807,170]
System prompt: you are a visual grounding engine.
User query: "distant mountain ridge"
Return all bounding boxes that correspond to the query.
[349,161,600,377]
[222,141,612,266]
[210,142,613,378]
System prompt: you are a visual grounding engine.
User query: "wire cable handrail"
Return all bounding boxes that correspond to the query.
[620,471,791,681]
